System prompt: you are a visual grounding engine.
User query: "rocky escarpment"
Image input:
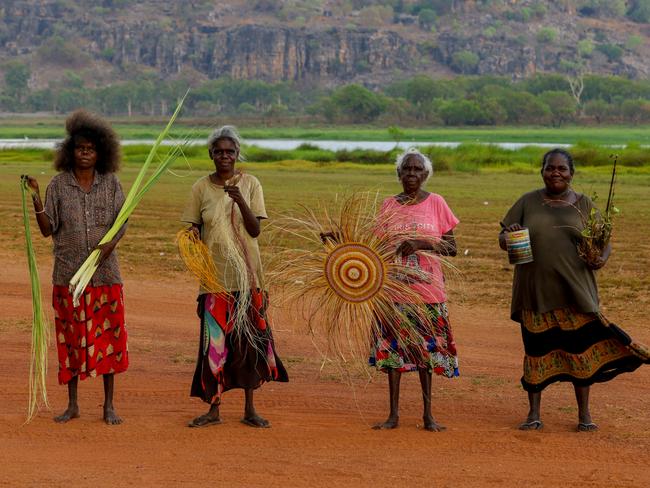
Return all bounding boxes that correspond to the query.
[97,24,423,83]
[1,0,648,86]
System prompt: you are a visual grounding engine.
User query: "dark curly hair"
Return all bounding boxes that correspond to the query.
[54,110,121,174]
[541,148,574,174]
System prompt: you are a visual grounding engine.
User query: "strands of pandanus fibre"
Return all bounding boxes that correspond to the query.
[176,229,227,295]
[69,93,188,306]
[577,155,618,267]
[20,177,50,422]
[202,171,265,349]
[267,192,457,365]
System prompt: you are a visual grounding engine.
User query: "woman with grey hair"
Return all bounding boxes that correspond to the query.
[181,126,288,428]
[370,148,459,431]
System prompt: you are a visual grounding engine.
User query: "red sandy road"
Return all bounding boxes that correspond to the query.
[0,254,648,488]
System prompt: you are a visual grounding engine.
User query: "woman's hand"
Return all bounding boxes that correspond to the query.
[588,242,612,270]
[320,231,341,245]
[502,223,523,233]
[499,223,524,251]
[21,174,40,194]
[224,185,245,205]
[397,239,421,256]
[223,187,261,238]
[96,241,117,264]
[588,256,606,270]
[21,174,53,236]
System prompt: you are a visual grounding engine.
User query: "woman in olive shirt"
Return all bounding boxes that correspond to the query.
[499,149,648,432]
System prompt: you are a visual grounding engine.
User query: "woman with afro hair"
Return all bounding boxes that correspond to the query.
[23,110,129,425]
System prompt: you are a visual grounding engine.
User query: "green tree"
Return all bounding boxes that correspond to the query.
[386,75,465,104]
[27,89,55,112]
[332,84,388,123]
[539,90,577,126]
[596,43,623,62]
[621,99,650,123]
[627,0,650,22]
[418,9,437,29]
[625,35,644,52]
[499,91,551,124]
[3,61,30,103]
[577,39,594,57]
[578,0,626,17]
[387,125,406,147]
[584,99,611,124]
[439,99,491,125]
[451,50,479,74]
[536,27,557,44]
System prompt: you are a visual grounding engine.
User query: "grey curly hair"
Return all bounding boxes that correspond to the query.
[395,147,433,182]
[207,125,244,160]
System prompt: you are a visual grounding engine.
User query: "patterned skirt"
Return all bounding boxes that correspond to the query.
[191,290,289,405]
[53,284,129,385]
[520,307,649,392]
[369,302,459,377]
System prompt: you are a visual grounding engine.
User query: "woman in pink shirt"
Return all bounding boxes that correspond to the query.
[370,148,459,432]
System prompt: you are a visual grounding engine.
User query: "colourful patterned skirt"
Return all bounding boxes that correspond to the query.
[52,284,129,385]
[369,302,459,377]
[191,290,289,404]
[520,307,649,392]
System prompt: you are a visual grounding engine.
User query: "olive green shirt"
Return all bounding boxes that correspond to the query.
[501,189,599,322]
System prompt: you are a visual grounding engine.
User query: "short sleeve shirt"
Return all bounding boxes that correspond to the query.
[44,171,125,286]
[501,190,600,321]
[379,193,459,304]
[181,173,267,293]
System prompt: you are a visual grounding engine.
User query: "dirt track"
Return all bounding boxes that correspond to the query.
[1,251,648,488]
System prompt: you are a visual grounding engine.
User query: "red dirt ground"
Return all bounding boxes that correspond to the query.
[1,251,648,488]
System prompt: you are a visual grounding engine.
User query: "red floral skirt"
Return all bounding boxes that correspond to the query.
[52,284,129,385]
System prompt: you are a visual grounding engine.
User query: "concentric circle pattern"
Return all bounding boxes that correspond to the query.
[324,243,386,303]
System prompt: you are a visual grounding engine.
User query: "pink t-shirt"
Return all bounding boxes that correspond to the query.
[379,193,459,304]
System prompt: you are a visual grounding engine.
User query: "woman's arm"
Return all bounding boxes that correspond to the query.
[396,230,457,257]
[224,185,261,237]
[22,175,53,237]
[97,178,128,264]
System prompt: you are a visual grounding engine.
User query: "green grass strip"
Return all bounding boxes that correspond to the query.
[20,176,50,422]
[69,93,189,305]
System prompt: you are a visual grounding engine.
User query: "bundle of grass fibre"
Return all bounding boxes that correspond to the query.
[268,192,456,363]
[176,229,226,295]
[20,176,50,422]
[577,155,618,267]
[69,93,188,306]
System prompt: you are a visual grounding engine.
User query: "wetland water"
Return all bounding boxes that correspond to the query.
[0,138,569,151]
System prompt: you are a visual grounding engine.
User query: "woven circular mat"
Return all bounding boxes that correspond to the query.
[324,243,386,303]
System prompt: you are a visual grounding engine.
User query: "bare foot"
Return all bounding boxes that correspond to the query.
[241,414,270,428]
[188,413,222,428]
[422,416,446,432]
[54,405,80,423]
[103,406,123,425]
[372,416,399,430]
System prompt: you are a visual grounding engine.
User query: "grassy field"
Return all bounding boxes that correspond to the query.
[1,116,650,145]
[2,150,649,319]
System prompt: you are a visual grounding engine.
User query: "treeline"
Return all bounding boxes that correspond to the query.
[2,66,650,126]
